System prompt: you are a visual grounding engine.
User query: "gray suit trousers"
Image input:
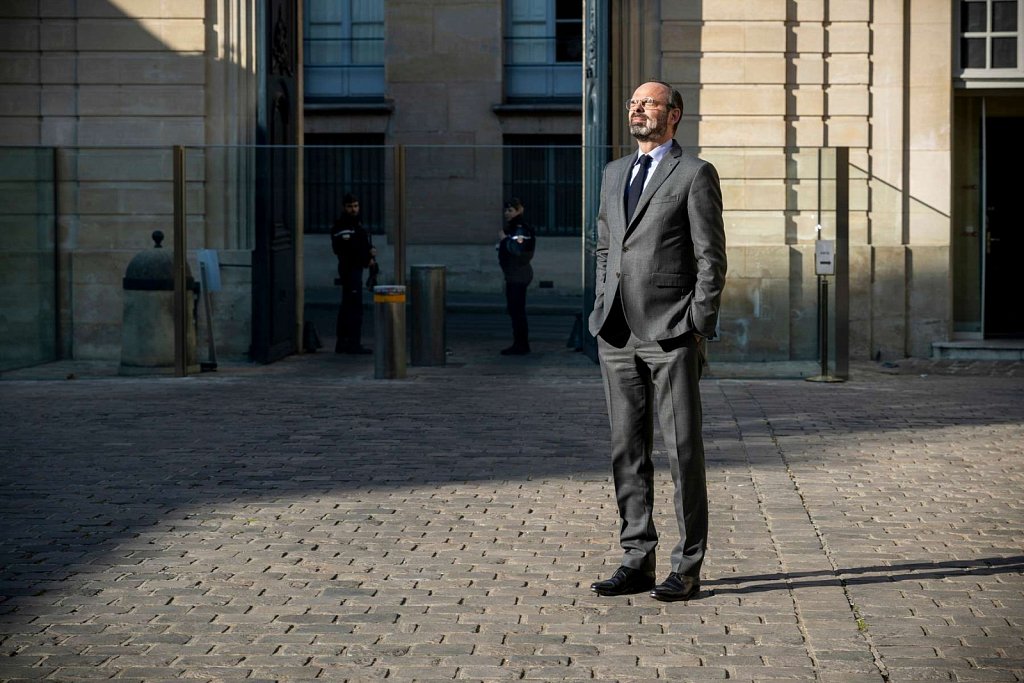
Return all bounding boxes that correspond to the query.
[597,326,708,578]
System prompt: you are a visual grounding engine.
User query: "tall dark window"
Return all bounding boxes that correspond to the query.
[304,134,386,234]
[503,135,582,236]
[304,0,385,101]
[504,0,582,101]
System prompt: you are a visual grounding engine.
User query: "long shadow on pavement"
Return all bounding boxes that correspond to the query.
[706,555,1024,595]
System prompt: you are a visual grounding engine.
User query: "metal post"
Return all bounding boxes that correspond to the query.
[806,277,843,383]
[834,146,850,379]
[172,145,188,377]
[819,277,829,377]
[806,147,845,384]
[393,144,407,286]
[373,285,406,379]
[295,0,306,356]
[410,265,446,366]
[52,147,63,359]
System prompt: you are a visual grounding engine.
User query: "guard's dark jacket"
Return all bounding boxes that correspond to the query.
[498,217,536,285]
[331,215,373,274]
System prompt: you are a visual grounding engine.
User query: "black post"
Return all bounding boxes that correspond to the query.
[819,277,829,378]
[173,145,188,377]
[806,147,846,384]
[834,147,850,379]
[394,144,406,286]
[53,147,63,359]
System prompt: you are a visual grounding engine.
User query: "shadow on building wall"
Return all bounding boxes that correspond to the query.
[0,0,258,369]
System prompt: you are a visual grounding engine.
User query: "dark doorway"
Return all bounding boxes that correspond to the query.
[984,116,1024,337]
[252,0,300,363]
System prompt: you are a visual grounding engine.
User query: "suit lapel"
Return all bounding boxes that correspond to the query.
[614,155,630,228]
[610,155,634,236]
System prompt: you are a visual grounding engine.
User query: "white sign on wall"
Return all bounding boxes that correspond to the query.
[815,240,835,276]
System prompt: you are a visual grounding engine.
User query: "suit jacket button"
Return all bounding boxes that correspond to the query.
[615,272,620,278]
[622,246,629,252]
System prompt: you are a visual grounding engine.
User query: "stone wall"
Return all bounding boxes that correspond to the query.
[653,0,952,360]
[0,0,258,362]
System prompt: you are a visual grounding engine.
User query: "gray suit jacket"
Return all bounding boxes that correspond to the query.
[589,140,727,342]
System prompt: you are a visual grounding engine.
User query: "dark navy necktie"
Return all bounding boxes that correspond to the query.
[625,154,652,221]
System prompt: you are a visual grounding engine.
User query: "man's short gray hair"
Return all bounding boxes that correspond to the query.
[649,80,684,114]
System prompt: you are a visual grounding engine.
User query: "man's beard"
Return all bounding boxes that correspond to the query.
[630,116,666,142]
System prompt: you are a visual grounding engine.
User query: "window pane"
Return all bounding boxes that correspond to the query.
[510,0,546,23]
[555,21,582,62]
[305,0,385,99]
[507,0,547,67]
[351,0,384,64]
[351,28,383,64]
[962,37,987,66]
[508,34,547,64]
[993,1,1019,30]
[556,0,581,20]
[510,21,546,38]
[992,37,1018,66]
[961,0,987,31]
[352,0,384,23]
[307,0,342,23]
[308,39,343,65]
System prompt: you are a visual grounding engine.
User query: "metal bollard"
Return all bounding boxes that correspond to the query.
[373,285,406,379]
[410,265,447,366]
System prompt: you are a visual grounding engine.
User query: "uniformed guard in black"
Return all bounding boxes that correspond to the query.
[497,198,537,355]
[332,194,375,354]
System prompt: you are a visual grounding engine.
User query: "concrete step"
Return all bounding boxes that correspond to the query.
[932,339,1024,360]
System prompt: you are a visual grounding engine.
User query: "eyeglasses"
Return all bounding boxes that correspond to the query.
[626,97,669,111]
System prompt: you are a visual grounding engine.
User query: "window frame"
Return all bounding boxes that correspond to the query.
[955,0,1024,87]
[304,0,386,102]
[504,0,583,102]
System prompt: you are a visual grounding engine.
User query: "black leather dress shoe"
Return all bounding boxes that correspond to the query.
[590,566,656,596]
[650,572,701,602]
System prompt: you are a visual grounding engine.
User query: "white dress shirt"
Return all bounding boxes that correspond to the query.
[628,139,674,192]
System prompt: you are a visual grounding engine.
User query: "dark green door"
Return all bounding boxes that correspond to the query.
[253,0,299,362]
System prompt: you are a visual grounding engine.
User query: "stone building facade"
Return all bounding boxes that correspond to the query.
[604,1,937,361]
[602,0,1022,360]
[1,0,1020,366]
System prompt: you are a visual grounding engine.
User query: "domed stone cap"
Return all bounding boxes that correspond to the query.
[123,230,193,291]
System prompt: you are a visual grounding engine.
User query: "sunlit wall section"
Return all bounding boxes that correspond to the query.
[648,1,952,360]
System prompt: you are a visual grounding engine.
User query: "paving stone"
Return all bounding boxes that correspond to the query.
[1,344,1021,682]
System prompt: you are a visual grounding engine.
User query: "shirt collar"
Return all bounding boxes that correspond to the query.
[635,139,674,166]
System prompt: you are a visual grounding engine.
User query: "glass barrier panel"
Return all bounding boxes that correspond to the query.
[0,148,56,370]
[0,144,852,369]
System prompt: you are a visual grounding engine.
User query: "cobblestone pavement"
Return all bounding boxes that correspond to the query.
[2,317,1022,682]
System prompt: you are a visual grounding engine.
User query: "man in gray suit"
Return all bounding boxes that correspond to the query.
[588,80,727,602]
